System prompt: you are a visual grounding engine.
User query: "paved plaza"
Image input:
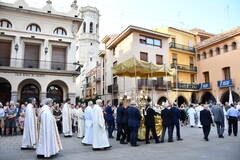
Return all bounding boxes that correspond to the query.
[0,123,239,160]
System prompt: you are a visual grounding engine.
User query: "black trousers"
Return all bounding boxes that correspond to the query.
[129,126,138,145]
[161,125,173,142]
[145,125,159,142]
[215,121,224,136]
[56,120,62,134]
[228,116,238,136]
[107,120,115,137]
[172,121,181,139]
[117,123,127,141]
[202,125,211,139]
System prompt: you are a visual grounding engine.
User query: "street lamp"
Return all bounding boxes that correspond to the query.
[44,47,48,55]
[15,44,19,52]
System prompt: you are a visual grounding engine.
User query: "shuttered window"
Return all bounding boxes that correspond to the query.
[52,46,66,70]
[24,44,40,68]
[0,41,11,66]
[156,55,163,65]
[140,52,148,62]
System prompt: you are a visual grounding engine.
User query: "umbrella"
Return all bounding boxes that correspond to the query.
[112,57,175,78]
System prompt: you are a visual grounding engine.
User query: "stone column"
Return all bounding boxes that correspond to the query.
[68,93,76,104]
[11,91,18,103]
[40,92,47,102]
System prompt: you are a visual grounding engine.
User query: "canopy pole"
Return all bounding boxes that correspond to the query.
[151,63,154,104]
[134,57,137,101]
[175,64,179,107]
[165,64,169,101]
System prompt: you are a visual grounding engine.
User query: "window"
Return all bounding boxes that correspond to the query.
[26,23,41,32]
[172,53,177,64]
[53,27,67,35]
[189,57,194,68]
[139,35,162,47]
[223,44,228,53]
[209,49,213,57]
[232,42,237,50]
[113,47,116,56]
[216,47,220,55]
[191,74,195,83]
[90,22,93,33]
[223,67,231,80]
[188,40,193,47]
[156,55,163,65]
[0,19,12,28]
[171,38,176,43]
[200,36,208,41]
[202,52,206,59]
[197,54,201,61]
[140,52,148,62]
[203,72,210,83]
[83,22,86,33]
[96,24,99,33]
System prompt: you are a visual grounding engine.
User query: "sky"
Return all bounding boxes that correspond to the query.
[2,0,240,39]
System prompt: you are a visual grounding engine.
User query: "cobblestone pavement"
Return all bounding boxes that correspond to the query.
[0,123,239,160]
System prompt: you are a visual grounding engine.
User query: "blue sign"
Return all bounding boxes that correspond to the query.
[217,79,233,87]
[200,82,211,89]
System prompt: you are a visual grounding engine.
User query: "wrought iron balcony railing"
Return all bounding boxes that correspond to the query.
[0,57,79,72]
[169,42,195,53]
[171,63,197,72]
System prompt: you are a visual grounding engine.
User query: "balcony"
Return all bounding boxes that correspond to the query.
[172,82,199,90]
[171,63,197,72]
[217,79,233,88]
[108,84,118,93]
[169,42,195,53]
[155,81,172,90]
[0,57,79,74]
[199,82,211,90]
[138,79,155,90]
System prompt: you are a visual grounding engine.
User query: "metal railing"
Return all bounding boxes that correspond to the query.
[138,79,155,89]
[0,57,79,72]
[172,82,199,90]
[155,81,172,90]
[169,42,195,53]
[171,63,197,72]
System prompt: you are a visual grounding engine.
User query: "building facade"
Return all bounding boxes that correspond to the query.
[100,25,170,106]
[196,27,240,104]
[0,0,95,104]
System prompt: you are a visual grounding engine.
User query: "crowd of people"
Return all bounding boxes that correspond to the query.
[0,97,240,158]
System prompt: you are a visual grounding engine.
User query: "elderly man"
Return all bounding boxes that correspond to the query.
[200,104,213,141]
[211,103,225,138]
[21,98,38,149]
[92,99,111,150]
[127,101,142,147]
[226,104,240,136]
[82,101,94,145]
[36,98,62,158]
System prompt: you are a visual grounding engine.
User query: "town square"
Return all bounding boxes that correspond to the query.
[0,0,240,160]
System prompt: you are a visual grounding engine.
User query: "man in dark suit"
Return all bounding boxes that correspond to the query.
[116,102,127,144]
[211,103,225,138]
[160,103,174,143]
[170,103,183,141]
[127,101,141,146]
[200,104,213,141]
[144,103,160,144]
[105,100,115,138]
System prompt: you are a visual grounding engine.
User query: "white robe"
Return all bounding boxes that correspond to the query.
[195,105,203,127]
[223,107,228,130]
[36,105,63,157]
[76,108,85,138]
[188,108,196,127]
[82,106,93,145]
[21,103,38,148]
[92,105,110,149]
[62,103,72,136]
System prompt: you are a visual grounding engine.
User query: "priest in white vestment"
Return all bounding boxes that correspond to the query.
[76,105,85,138]
[92,99,111,150]
[187,105,196,127]
[195,104,204,128]
[82,101,94,145]
[62,99,73,137]
[21,98,38,149]
[36,98,62,158]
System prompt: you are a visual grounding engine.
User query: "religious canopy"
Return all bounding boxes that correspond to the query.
[112,57,175,78]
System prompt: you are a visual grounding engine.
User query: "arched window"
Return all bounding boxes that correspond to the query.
[209,49,213,57]
[21,84,40,103]
[0,19,12,28]
[90,22,93,33]
[53,27,67,35]
[202,52,206,59]
[83,22,86,33]
[26,23,41,32]
[197,54,201,61]
[216,47,220,55]
[232,42,237,50]
[223,44,228,53]
[47,85,63,103]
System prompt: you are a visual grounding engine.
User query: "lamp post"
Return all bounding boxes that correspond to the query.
[15,44,19,52]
